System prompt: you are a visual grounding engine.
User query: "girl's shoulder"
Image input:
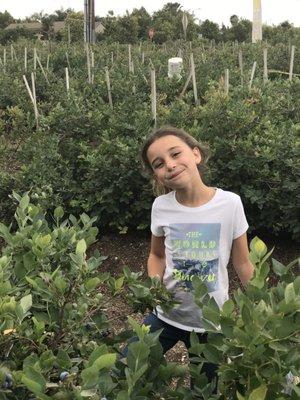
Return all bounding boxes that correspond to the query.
[152,191,175,208]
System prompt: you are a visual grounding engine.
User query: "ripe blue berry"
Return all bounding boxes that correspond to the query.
[59,371,69,381]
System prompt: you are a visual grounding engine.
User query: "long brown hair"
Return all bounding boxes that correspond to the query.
[140,126,210,196]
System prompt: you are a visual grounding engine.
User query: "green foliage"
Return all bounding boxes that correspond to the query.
[190,237,300,400]
[0,40,299,239]
[0,197,298,398]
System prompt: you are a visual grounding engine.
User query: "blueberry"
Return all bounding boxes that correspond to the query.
[85,323,93,331]
[99,329,111,338]
[59,371,69,381]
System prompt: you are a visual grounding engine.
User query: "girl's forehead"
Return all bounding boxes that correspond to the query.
[148,135,186,152]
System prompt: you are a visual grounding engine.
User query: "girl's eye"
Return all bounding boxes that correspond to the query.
[153,162,163,169]
[172,152,181,157]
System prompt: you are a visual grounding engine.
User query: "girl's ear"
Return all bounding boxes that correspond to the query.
[193,147,202,164]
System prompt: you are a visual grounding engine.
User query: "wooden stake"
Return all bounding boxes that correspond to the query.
[249,61,257,89]
[111,51,114,65]
[141,52,145,65]
[289,45,295,82]
[225,68,229,95]
[179,70,192,98]
[23,74,39,127]
[86,44,91,84]
[238,50,243,85]
[190,53,198,104]
[105,67,113,109]
[33,48,37,70]
[263,48,268,83]
[91,51,95,84]
[36,53,49,84]
[46,54,50,71]
[3,48,6,72]
[128,44,132,72]
[68,25,71,45]
[24,47,27,71]
[150,68,157,126]
[65,67,70,93]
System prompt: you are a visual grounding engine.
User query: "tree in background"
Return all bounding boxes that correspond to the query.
[198,19,221,41]
[62,11,84,43]
[0,10,14,29]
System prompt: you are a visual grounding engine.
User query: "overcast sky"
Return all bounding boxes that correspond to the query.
[1,0,300,27]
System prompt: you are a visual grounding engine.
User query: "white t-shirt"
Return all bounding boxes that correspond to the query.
[151,188,248,332]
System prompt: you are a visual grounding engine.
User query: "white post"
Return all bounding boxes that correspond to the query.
[150,68,157,126]
[180,70,192,98]
[111,51,114,65]
[105,67,113,109]
[36,54,49,84]
[141,52,145,65]
[263,48,268,83]
[46,54,50,71]
[24,47,27,72]
[225,69,229,95]
[249,61,257,89]
[128,44,133,73]
[23,74,39,127]
[3,48,6,72]
[252,0,262,43]
[239,50,243,85]
[65,67,70,93]
[91,51,94,84]
[190,53,198,104]
[86,44,91,84]
[289,45,295,82]
[68,25,71,45]
[33,48,37,70]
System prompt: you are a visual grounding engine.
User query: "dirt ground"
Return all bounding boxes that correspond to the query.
[93,232,299,364]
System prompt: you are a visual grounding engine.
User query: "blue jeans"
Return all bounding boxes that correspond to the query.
[143,313,218,386]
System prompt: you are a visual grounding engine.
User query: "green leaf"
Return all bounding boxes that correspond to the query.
[285,283,295,303]
[222,299,235,317]
[20,194,30,211]
[56,349,71,369]
[115,276,124,290]
[272,259,286,276]
[54,206,64,220]
[127,341,150,371]
[54,277,68,293]
[76,239,87,255]
[248,384,267,400]
[250,237,267,258]
[20,294,32,314]
[202,305,220,325]
[85,277,101,291]
[22,366,46,393]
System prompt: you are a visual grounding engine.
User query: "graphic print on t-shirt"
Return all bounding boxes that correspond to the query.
[170,223,221,292]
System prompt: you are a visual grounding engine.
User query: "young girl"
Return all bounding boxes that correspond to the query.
[140,126,254,386]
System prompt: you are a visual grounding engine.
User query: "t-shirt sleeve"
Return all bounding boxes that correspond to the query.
[150,200,164,237]
[233,196,249,239]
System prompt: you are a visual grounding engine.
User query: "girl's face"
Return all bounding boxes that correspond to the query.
[146,135,201,190]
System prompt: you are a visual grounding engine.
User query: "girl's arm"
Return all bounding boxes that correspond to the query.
[147,234,166,281]
[231,233,254,286]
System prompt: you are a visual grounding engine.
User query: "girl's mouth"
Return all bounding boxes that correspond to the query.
[166,170,184,180]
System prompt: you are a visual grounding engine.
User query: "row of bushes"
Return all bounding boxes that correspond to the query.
[0,41,299,239]
[0,194,299,399]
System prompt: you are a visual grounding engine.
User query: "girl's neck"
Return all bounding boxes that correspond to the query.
[175,182,216,207]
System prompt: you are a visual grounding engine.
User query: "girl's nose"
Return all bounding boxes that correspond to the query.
[166,159,176,170]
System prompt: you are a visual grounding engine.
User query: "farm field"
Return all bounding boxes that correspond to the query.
[0,36,299,399]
